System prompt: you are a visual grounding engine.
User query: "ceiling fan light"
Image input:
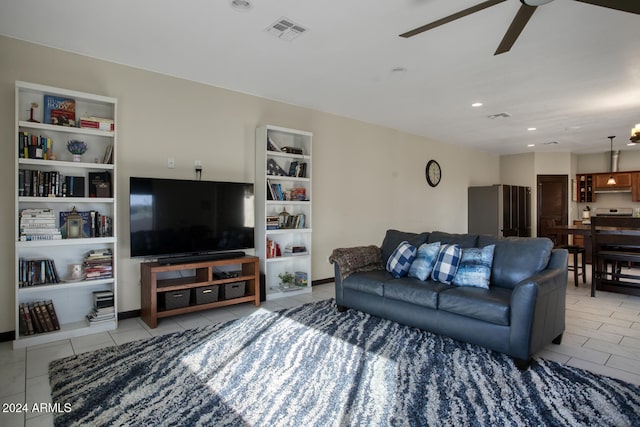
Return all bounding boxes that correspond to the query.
[521,0,554,6]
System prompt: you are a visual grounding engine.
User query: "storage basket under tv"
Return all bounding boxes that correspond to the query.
[221,282,246,300]
[194,285,219,305]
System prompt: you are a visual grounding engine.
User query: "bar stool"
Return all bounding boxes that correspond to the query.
[559,244,586,287]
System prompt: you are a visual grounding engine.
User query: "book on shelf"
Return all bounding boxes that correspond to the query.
[19,170,88,198]
[19,208,62,241]
[59,210,113,238]
[19,300,60,336]
[267,136,281,152]
[87,289,115,326]
[295,271,308,287]
[278,213,306,230]
[267,159,288,176]
[18,131,53,160]
[88,171,112,198]
[288,161,307,178]
[43,95,75,126]
[102,143,114,164]
[281,146,304,155]
[266,215,280,230]
[284,245,308,256]
[79,116,114,132]
[18,258,60,287]
[291,187,307,201]
[83,249,113,280]
[266,238,281,258]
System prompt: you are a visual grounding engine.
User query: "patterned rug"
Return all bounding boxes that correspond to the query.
[49,299,640,426]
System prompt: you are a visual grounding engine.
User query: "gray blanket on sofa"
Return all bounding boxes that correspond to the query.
[329,245,383,280]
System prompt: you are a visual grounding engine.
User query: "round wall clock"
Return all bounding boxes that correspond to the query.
[426,160,441,187]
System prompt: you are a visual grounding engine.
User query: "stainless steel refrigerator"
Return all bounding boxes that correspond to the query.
[468,185,531,237]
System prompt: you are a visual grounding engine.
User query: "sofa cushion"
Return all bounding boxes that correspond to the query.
[477,236,553,289]
[342,270,389,297]
[453,244,495,289]
[408,242,441,281]
[384,277,450,309]
[380,230,429,266]
[438,286,512,326]
[431,244,462,284]
[428,231,478,248]
[386,241,417,278]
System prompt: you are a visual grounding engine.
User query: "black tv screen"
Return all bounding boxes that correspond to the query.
[129,177,254,260]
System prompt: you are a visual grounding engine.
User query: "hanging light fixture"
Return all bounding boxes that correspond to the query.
[631,124,640,143]
[607,136,616,185]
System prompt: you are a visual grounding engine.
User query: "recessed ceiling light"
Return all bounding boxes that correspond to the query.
[231,0,252,11]
[527,144,535,147]
[471,102,483,107]
[528,127,537,131]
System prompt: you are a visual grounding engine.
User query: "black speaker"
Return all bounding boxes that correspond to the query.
[260,273,266,302]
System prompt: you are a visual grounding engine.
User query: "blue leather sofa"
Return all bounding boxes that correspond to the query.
[331,230,568,368]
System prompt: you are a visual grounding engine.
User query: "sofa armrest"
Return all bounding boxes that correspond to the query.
[508,248,568,360]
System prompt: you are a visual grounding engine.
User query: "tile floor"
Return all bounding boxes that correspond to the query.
[1,278,640,426]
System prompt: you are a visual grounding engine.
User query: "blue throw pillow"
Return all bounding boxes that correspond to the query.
[431,244,461,284]
[386,241,417,278]
[453,244,496,289]
[408,242,441,281]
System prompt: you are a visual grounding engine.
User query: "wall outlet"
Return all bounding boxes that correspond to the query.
[168,158,175,169]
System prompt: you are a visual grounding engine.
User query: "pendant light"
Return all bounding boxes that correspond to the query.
[607,136,616,185]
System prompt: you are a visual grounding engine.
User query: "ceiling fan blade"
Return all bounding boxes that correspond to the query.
[574,0,640,14]
[399,0,507,38]
[494,4,537,55]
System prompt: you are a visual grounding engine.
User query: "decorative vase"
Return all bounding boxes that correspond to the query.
[73,154,82,162]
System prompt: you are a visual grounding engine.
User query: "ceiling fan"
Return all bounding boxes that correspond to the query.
[399,0,640,55]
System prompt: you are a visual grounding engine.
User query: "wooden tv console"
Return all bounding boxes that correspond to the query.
[140,255,260,328]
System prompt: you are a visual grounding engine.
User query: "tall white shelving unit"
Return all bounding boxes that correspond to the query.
[255,125,312,300]
[13,81,118,348]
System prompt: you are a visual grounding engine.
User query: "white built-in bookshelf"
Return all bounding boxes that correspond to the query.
[255,125,312,299]
[13,81,118,348]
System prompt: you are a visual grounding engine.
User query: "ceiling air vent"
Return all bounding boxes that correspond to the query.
[266,17,308,41]
[487,112,512,119]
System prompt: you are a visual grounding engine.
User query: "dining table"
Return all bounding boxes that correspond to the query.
[547,219,640,297]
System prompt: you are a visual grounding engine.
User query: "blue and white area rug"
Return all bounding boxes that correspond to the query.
[50,299,640,426]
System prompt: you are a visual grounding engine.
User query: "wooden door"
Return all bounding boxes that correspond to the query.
[537,175,568,244]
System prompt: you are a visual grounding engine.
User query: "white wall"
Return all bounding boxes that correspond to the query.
[0,36,500,334]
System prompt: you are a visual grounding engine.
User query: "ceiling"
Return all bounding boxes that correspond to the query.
[1,0,639,155]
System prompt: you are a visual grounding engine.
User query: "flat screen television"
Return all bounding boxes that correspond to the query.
[129,177,254,264]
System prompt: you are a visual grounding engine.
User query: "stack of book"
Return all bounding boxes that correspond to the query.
[19,300,60,335]
[18,258,60,287]
[266,215,280,230]
[284,245,308,256]
[83,249,113,280]
[87,290,115,326]
[19,208,62,241]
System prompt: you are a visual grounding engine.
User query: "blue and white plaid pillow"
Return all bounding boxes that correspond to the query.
[386,241,417,278]
[431,244,461,284]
